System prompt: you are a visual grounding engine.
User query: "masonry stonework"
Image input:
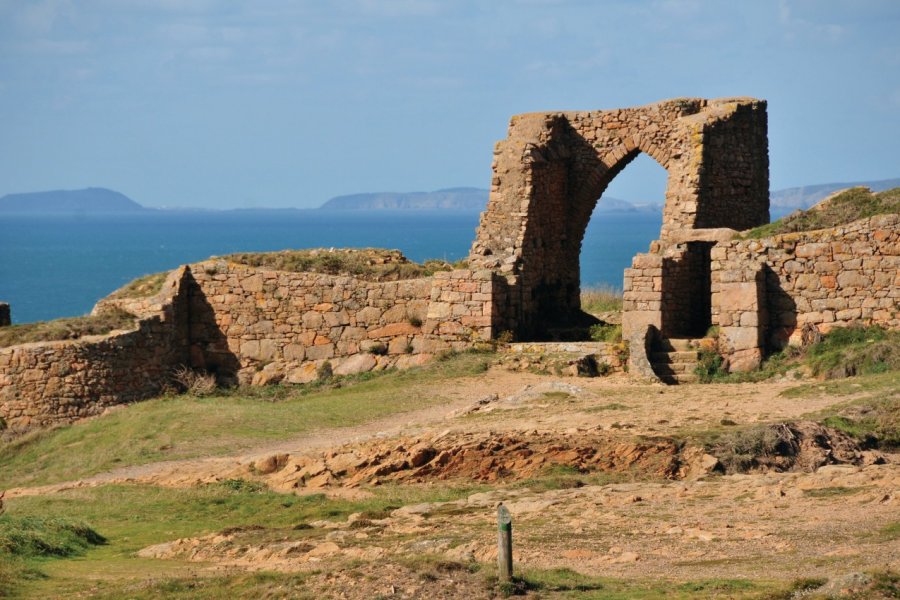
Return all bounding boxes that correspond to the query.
[1,97,897,431]
[469,97,769,339]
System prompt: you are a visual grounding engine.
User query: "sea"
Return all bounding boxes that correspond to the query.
[0,210,662,324]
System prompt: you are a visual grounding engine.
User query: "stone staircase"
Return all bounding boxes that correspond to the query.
[650,337,704,384]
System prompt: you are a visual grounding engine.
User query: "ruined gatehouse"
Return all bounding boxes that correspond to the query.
[1,97,897,430]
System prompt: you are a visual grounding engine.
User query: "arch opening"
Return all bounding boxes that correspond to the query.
[527,151,667,341]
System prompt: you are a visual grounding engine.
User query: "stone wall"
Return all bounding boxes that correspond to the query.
[0,260,504,431]
[186,261,499,386]
[469,97,769,338]
[0,268,191,432]
[712,214,900,357]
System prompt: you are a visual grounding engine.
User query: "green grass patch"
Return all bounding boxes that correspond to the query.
[0,308,136,348]
[219,248,460,281]
[820,397,898,450]
[0,515,106,559]
[803,486,868,498]
[3,481,483,598]
[490,567,780,599]
[0,515,107,598]
[742,186,899,239]
[782,370,899,399]
[581,285,624,315]
[585,402,631,412]
[0,351,493,489]
[85,572,315,600]
[806,325,900,379]
[107,271,169,300]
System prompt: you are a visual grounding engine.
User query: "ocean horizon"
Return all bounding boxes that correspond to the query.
[0,209,662,324]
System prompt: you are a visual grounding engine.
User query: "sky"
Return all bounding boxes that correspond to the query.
[0,0,898,209]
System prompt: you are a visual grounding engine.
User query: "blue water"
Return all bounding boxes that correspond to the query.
[0,210,662,324]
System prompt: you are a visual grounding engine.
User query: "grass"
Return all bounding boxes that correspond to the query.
[580,285,624,314]
[219,248,461,281]
[106,271,169,300]
[0,308,136,348]
[695,347,798,384]
[817,396,899,450]
[2,481,484,598]
[805,325,900,379]
[696,325,899,384]
[489,567,784,599]
[0,515,107,598]
[0,351,493,490]
[742,186,900,239]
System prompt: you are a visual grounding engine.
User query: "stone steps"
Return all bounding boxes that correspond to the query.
[651,337,706,385]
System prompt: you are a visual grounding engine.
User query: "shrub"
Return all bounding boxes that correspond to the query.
[171,366,217,396]
[316,360,333,381]
[408,315,423,328]
[694,349,726,383]
[367,342,388,356]
[588,323,622,343]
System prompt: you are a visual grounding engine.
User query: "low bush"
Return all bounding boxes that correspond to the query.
[171,366,217,396]
[588,323,622,343]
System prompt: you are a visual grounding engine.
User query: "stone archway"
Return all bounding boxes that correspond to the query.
[468,97,769,339]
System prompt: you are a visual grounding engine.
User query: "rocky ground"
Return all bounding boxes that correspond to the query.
[7,367,900,599]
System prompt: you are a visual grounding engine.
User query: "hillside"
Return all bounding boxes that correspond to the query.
[0,187,145,214]
[771,177,900,215]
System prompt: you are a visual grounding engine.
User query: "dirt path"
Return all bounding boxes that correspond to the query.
[9,368,876,499]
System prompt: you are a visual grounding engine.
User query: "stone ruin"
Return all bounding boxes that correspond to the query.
[1,97,898,430]
[470,97,769,341]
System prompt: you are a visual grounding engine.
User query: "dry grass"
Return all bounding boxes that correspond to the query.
[744,186,899,239]
[0,308,137,348]
[580,284,623,314]
[221,248,461,281]
[171,366,217,397]
[107,272,168,300]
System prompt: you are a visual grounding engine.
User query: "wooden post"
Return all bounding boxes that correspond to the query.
[497,503,513,582]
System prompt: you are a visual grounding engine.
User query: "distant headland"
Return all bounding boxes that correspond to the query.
[0,187,146,214]
[2,178,899,214]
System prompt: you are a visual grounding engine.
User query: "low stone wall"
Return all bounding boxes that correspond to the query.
[188,262,498,385]
[0,269,190,432]
[711,214,899,366]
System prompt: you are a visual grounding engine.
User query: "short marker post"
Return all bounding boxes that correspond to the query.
[497,503,513,582]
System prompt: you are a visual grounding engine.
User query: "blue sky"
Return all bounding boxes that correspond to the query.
[1,0,898,209]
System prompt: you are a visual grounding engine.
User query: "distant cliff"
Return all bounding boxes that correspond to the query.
[771,178,900,216]
[320,187,488,210]
[320,187,651,212]
[0,188,146,214]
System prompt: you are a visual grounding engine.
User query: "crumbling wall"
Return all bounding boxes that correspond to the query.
[470,97,769,338]
[0,268,191,432]
[712,214,899,358]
